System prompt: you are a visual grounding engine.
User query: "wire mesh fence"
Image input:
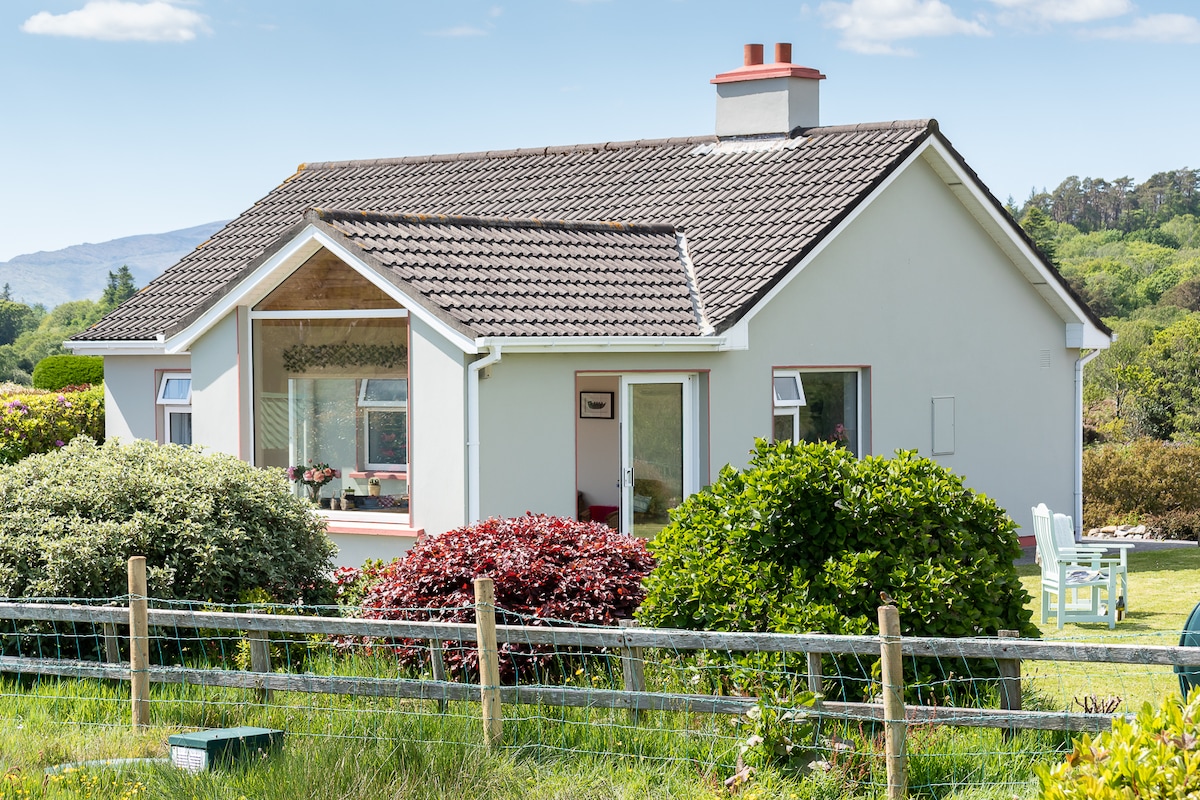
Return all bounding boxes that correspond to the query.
[2,579,1198,799]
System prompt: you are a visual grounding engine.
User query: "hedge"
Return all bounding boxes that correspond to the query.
[31,354,103,391]
[1083,438,1200,540]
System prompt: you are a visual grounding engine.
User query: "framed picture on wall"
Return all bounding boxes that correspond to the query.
[579,391,614,419]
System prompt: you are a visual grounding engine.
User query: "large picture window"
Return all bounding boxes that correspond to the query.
[253,318,409,493]
[773,368,864,457]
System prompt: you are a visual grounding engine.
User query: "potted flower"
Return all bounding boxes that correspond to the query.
[368,477,381,497]
[286,461,339,502]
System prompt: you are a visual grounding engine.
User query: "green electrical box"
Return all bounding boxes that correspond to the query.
[168,726,283,773]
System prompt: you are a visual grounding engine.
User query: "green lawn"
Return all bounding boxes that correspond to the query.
[1016,544,1200,712]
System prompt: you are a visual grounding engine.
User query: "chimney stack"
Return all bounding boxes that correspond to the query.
[711,42,826,138]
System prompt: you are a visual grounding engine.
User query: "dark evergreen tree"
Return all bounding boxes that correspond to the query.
[100,266,137,311]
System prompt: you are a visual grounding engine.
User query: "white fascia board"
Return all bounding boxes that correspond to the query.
[473,335,726,353]
[723,140,931,348]
[163,226,478,356]
[920,138,1113,350]
[64,340,172,356]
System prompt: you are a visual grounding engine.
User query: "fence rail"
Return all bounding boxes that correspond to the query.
[3,599,1198,737]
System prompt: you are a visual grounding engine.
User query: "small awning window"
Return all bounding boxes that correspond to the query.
[157,374,192,405]
[358,378,408,407]
[773,371,806,408]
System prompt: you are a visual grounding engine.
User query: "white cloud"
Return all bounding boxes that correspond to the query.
[819,0,989,55]
[1087,13,1200,43]
[987,0,1132,24]
[21,1,208,42]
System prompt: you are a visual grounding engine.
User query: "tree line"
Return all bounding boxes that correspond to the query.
[0,266,137,385]
[1007,168,1200,444]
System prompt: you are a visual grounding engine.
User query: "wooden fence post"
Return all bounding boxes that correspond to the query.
[430,639,448,714]
[249,631,272,703]
[128,556,150,729]
[997,629,1022,742]
[807,650,824,707]
[619,619,646,723]
[474,577,503,748]
[879,604,907,800]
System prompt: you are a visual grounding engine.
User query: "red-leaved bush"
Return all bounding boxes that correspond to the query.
[361,514,655,683]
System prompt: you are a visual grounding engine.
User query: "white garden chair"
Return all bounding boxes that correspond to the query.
[1031,504,1118,629]
[1052,512,1132,611]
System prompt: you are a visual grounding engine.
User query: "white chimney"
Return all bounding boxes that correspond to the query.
[712,43,826,138]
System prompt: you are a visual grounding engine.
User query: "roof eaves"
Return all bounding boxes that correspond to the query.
[929,130,1113,338]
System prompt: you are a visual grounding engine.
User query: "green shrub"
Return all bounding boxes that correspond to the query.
[0,437,335,604]
[637,440,1035,698]
[31,354,103,391]
[1036,689,1200,799]
[1083,438,1200,540]
[0,384,104,464]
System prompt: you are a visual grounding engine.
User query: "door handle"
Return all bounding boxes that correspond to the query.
[624,467,633,488]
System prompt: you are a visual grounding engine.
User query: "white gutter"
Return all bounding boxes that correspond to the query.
[1074,348,1103,535]
[467,344,503,524]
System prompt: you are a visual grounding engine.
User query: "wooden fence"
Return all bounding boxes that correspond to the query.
[3,558,1200,798]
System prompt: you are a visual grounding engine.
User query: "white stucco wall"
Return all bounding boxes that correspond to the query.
[103,354,191,442]
[738,154,1076,528]
[475,155,1078,534]
[409,316,468,536]
[190,310,243,457]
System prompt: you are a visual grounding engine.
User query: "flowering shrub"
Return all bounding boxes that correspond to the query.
[0,437,335,603]
[361,514,655,683]
[0,383,104,464]
[287,460,340,500]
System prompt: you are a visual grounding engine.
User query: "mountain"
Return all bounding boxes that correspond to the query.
[0,221,228,308]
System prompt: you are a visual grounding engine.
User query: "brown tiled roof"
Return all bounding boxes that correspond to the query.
[311,211,706,337]
[75,120,939,342]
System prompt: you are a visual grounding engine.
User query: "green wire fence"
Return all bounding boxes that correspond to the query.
[2,557,1199,799]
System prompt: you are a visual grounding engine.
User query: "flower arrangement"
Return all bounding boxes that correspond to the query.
[287,461,340,500]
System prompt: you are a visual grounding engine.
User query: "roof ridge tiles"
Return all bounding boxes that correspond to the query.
[299,135,720,171]
[796,118,936,137]
[309,208,679,236]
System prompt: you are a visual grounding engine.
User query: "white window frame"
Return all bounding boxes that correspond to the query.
[157,372,193,445]
[359,379,408,471]
[772,370,806,408]
[357,378,408,408]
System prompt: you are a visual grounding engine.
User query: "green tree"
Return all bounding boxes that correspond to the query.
[99,266,137,312]
[1127,314,1200,441]
[1020,206,1059,265]
[0,300,40,347]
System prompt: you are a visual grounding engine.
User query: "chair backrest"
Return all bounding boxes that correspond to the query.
[1053,513,1078,551]
[1031,504,1059,575]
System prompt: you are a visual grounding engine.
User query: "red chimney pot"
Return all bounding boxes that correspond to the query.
[775,42,792,64]
[743,43,764,67]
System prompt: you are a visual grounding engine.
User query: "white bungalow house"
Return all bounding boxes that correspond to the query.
[69,43,1111,566]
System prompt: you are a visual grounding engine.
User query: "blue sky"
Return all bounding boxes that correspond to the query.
[1,0,1197,262]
